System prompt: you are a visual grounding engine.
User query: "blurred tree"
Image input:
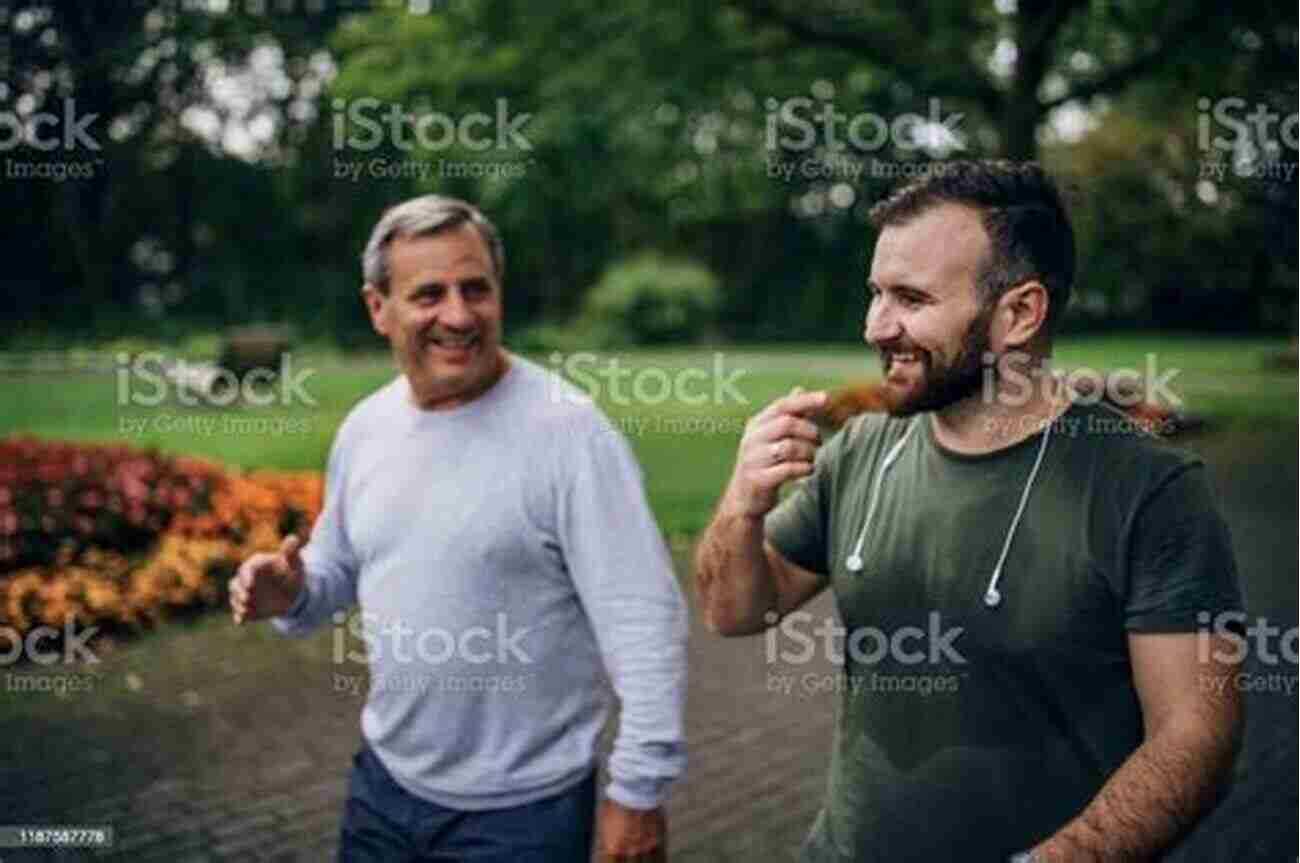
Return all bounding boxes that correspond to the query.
[0,0,1293,343]
[0,0,352,340]
[328,0,1295,337]
[327,0,930,337]
[729,0,1281,161]
[1046,4,1297,331]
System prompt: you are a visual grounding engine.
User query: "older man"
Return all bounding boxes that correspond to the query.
[695,161,1244,862]
[229,195,685,863]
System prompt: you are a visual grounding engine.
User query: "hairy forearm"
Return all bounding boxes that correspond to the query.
[1034,709,1240,861]
[693,501,776,636]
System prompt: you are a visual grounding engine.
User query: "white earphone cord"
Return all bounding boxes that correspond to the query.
[982,418,1053,608]
[844,424,914,573]
[844,416,1055,610]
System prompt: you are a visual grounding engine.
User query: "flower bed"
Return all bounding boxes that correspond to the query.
[0,436,321,639]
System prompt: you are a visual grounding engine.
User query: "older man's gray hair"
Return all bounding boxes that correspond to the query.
[362,195,505,293]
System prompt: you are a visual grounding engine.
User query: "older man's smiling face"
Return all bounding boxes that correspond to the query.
[364,223,507,410]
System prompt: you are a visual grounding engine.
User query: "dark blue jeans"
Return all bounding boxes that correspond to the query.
[339,744,596,862]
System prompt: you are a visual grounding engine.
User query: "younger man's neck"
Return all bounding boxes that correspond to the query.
[929,365,1069,455]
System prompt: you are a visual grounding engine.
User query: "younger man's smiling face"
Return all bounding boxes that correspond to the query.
[864,202,995,416]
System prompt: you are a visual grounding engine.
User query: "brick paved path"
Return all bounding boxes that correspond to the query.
[0,586,839,863]
[0,432,1294,862]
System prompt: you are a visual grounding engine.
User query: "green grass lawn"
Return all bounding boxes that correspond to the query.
[1,335,1293,536]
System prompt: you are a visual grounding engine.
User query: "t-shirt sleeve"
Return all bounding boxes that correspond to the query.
[763,425,843,576]
[1124,462,1243,633]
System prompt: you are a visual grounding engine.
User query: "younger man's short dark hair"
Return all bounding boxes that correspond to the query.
[869,160,1076,334]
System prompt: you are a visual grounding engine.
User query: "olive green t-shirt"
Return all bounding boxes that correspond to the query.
[765,400,1242,862]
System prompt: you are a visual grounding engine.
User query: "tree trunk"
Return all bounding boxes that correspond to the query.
[1006,0,1055,161]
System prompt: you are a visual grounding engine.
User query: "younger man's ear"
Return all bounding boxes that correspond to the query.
[993,280,1048,351]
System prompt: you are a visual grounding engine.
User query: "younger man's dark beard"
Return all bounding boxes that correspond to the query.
[884,303,995,417]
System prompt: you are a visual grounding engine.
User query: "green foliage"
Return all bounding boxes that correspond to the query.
[1,0,1293,344]
[1044,67,1297,332]
[507,322,585,355]
[579,254,722,345]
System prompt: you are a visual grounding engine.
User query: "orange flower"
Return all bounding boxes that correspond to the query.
[0,435,324,637]
[3,571,45,633]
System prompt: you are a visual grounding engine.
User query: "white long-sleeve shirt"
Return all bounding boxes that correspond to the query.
[273,354,687,810]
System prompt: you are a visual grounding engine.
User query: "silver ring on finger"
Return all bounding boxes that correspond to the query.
[770,440,784,465]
